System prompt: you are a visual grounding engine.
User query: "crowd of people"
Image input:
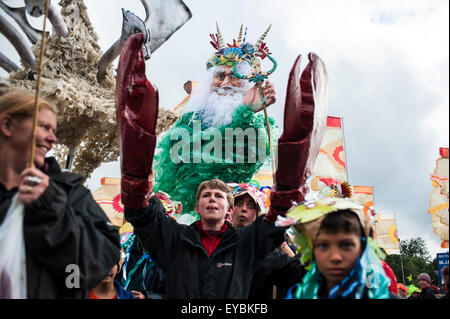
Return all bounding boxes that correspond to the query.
[0,24,448,300]
[0,89,446,299]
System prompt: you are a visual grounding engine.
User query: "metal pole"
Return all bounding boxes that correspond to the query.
[398,238,406,285]
[392,213,406,285]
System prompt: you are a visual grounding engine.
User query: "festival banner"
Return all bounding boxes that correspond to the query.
[352,186,375,218]
[93,177,183,231]
[310,116,348,191]
[253,162,274,188]
[254,115,347,200]
[254,116,347,196]
[92,177,124,228]
[351,186,400,255]
[428,147,449,248]
[374,214,400,255]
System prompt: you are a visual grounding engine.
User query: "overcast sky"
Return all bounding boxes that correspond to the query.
[1,0,448,258]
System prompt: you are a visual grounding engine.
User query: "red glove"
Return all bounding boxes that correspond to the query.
[265,53,328,223]
[116,33,159,209]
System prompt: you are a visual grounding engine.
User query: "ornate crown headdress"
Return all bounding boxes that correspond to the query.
[207,23,277,83]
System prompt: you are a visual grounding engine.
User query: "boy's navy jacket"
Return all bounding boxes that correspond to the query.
[125,195,286,298]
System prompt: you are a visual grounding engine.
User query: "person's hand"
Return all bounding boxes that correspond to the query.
[18,167,49,205]
[130,290,146,299]
[243,80,276,112]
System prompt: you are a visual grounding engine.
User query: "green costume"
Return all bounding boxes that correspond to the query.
[153,104,276,220]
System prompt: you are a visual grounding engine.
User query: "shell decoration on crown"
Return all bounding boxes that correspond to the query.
[207,23,277,83]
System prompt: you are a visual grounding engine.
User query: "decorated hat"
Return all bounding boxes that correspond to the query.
[207,23,277,83]
[417,272,431,284]
[228,182,269,214]
[281,197,372,239]
[327,181,353,199]
[397,283,407,292]
[276,197,378,269]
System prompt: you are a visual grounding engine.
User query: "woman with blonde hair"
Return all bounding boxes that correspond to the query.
[0,89,120,299]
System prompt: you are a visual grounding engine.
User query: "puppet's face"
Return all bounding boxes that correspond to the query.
[195,187,232,225]
[210,66,242,94]
[313,230,362,289]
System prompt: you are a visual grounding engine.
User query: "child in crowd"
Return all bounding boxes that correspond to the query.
[280,198,395,299]
[124,178,286,298]
[89,260,145,299]
[397,283,408,298]
[417,273,437,299]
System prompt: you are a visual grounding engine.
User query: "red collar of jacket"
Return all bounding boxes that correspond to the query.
[195,221,228,256]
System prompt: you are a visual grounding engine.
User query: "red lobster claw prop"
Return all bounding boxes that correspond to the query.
[116,33,159,209]
[265,53,328,223]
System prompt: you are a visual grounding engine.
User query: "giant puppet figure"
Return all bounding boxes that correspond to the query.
[152,23,279,220]
[116,28,328,227]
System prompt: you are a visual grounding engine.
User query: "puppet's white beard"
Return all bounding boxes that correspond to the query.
[186,85,247,127]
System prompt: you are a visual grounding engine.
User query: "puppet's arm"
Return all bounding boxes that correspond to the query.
[265,53,328,223]
[116,33,159,209]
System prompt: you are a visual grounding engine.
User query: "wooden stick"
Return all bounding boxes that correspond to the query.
[257,83,276,185]
[280,241,296,257]
[28,0,50,168]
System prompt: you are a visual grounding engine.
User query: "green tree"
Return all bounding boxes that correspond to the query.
[385,237,438,286]
[400,238,432,262]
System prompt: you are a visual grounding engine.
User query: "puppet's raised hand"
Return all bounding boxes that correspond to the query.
[243,80,276,111]
[116,33,159,209]
[265,53,328,223]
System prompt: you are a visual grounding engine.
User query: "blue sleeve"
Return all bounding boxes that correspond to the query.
[115,280,136,299]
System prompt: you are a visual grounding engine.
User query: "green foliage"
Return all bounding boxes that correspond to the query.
[385,237,438,286]
[399,237,432,262]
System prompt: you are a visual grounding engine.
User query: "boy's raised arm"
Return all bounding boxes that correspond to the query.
[116,34,183,270]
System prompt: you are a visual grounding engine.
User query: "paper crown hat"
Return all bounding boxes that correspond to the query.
[206,22,273,72]
[276,197,376,269]
[228,182,269,214]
